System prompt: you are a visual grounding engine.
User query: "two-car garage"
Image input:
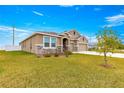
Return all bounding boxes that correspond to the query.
[78,43,88,51]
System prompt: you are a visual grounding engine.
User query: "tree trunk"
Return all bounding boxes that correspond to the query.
[104,51,107,66]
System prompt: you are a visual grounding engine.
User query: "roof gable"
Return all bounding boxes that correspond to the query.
[60,30,81,39]
[78,36,88,43]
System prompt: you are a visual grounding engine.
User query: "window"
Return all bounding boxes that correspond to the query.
[74,31,75,35]
[51,37,56,48]
[43,36,57,48]
[43,36,50,47]
[83,37,85,41]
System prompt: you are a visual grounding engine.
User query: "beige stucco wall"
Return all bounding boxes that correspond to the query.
[31,34,43,53]
[20,34,62,54]
[57,37,62,46]
[20,34,43,53]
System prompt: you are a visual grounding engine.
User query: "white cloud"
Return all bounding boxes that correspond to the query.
[16,32,29,39]
[0,25,30,33]
[104,14,124,27]
[32,11,44,16]
[0,25,32,40]
[84,35,97,47]
[106,14,124,22]
[103,22,124,28]
[94,8,102,11]
[0,25,65,46]
[0,25,32,46]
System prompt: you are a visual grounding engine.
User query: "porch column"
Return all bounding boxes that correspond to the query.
[61,37,63,53]
[68,39,70,51]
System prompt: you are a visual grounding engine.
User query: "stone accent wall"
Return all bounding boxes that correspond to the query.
[35,45,62,55]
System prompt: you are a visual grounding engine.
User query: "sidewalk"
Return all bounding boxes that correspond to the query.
[73,51,124,58]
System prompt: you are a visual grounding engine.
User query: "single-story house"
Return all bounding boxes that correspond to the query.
[19,30,88,54]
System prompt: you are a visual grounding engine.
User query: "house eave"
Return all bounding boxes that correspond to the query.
[20,32,62,44]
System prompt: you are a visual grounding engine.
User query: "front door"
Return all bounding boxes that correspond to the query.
[63,38,68,51]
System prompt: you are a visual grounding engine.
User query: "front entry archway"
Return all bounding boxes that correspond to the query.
[63,38,68,51]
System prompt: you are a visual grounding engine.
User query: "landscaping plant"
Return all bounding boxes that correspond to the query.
[43,53,51,57]
[54,53,59,57]
[96,27,121,67]
[64,50,72,57]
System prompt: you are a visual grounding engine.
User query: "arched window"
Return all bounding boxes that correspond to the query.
[74,31,75,35]
[83,37,85,41]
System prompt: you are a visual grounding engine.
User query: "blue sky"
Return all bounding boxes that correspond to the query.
[0,5,124,46]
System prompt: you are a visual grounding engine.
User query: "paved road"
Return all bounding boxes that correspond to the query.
[73,51,124,58]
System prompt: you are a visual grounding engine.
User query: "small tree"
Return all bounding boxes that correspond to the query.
[96,27,121,66]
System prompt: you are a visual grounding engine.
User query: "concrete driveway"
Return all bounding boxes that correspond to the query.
[73,51,124,58]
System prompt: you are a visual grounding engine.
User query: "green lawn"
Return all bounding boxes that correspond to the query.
[0,51,124,88]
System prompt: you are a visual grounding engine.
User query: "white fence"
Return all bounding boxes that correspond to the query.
[0,45,21,51]
[0,46,5,50]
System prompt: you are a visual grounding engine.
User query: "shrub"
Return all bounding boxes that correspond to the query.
[36,54,42,58]
[67,51,73,55]
[43,53,51,57]
[64,50,72,57]
[88,47,97,51]
[54,53,59,57]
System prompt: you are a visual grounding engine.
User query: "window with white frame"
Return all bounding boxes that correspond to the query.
[43,36,50,47]
[43,36,57,48]
[51,37,56,48]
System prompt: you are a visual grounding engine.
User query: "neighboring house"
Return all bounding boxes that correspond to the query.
[19,30,88,54]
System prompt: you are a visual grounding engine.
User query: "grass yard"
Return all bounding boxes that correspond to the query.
[0,51,124,88]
